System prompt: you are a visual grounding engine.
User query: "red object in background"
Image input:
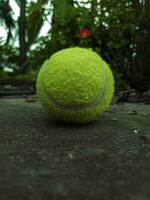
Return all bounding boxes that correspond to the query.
[80,28,91,39]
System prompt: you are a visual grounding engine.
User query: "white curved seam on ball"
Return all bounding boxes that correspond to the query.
[40,61,106,111]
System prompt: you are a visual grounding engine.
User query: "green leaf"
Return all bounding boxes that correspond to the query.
[53,0,73,22]
[27,0,48,45]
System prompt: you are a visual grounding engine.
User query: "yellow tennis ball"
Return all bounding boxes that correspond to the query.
[36,47,114,123]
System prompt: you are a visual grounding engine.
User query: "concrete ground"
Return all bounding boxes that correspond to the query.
[0,97,150,200]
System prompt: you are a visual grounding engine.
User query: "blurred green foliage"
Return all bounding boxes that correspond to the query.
[0,0,150,91]
[0,41,19,72]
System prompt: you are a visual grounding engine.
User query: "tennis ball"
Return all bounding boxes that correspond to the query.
[36,47,114,123]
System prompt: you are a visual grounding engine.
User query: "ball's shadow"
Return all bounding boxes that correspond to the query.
[43,115,99,129]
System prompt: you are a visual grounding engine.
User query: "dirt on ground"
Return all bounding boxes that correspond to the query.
[0,97,150,200]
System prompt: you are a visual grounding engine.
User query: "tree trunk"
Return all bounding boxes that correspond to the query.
[18,0,28,73]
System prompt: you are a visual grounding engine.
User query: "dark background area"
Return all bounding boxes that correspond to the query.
[0,0,150,93]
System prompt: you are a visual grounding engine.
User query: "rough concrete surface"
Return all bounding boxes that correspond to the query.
[0,98,150,200]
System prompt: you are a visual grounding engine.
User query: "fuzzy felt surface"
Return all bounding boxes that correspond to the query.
[36,47,114,123]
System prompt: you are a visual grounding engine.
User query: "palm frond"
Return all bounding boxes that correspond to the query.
[28,0,48,46]
[0,0,15,43]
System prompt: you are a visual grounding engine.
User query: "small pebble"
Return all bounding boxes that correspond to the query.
[133,129,139,134]
[112,117,117,121]
[68,153,74,159]
[24,96,36,103]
